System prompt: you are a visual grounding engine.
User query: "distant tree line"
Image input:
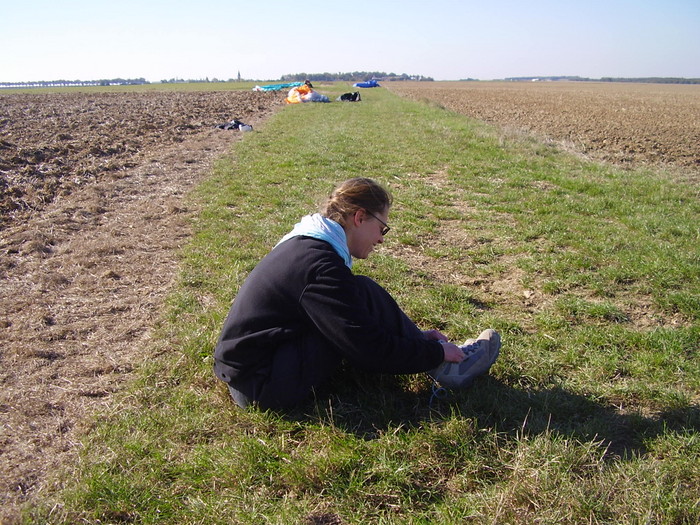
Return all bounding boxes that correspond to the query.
[280,72,434,82]
[505,76,700,84]
[0,78,149,88]
[6,74,697,89]
[598,77,700,84]
[159,77,239,84]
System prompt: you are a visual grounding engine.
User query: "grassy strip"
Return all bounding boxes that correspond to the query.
[30,84,699,524]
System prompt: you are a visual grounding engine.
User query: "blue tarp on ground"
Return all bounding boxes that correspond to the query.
[353,79,381,88]
[253,82,303,92]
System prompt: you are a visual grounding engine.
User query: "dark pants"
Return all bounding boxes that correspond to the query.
[228,275,423,410]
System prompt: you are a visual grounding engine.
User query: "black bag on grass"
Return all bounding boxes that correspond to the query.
[337,92,361,102]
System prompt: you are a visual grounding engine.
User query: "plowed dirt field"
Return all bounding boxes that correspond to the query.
[0,89,286,521]
[387,81,700,174]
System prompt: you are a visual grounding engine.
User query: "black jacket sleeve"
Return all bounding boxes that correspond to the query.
[299,249,444,374]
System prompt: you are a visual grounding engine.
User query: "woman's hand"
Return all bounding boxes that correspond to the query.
[440,342,466,363]
[423,330,463,362]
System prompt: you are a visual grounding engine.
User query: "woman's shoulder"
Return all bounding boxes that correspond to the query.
[274,235,339,257]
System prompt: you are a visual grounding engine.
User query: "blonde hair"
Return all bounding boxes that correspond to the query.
[322,178,392,225]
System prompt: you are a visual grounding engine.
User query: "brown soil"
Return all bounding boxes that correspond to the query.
[386,81,700,175]
[0,89,286,522]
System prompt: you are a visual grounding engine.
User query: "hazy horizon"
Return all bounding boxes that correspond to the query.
[3,74,700,86]
[2,0,699,84]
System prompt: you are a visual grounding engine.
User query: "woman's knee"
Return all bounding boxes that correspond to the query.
[353,275,421,337]
[353,275,391,301]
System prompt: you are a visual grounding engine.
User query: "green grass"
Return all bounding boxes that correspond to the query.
[25,84,699,524]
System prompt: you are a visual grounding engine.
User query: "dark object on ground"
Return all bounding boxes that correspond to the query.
[337,92,362,102]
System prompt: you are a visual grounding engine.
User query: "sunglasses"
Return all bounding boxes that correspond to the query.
[366,210,390,236]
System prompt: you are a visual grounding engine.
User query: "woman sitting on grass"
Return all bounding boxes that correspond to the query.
[214,177,500,410]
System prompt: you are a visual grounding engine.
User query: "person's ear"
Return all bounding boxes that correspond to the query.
[352,209,365,228]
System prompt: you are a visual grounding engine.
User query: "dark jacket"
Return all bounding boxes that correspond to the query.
[214,236,444,384]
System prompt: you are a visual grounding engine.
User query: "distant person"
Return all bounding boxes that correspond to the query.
[214,177,500,410]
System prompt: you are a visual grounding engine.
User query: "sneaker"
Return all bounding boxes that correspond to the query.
[478,328,501,368]
[429,329,501,389]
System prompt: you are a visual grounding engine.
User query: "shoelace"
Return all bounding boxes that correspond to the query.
[461,341,480,356]
[429,378,447,409]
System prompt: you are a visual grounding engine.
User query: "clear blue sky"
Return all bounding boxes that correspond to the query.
[2,0,699,82]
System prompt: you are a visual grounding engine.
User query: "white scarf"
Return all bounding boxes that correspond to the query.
[275,213,352,268]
